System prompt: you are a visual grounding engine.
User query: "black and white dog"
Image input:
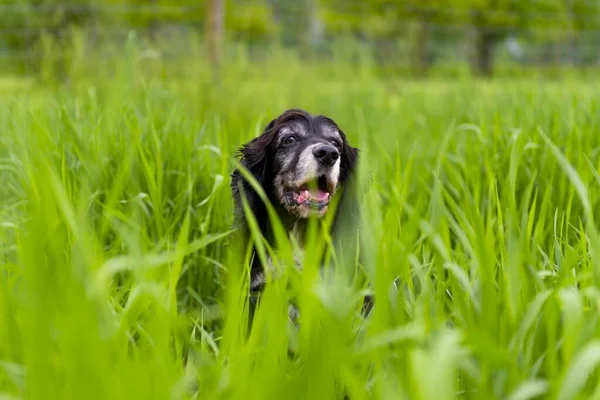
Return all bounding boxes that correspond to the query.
[230,109,370,321]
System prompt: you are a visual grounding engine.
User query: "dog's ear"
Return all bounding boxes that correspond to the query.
[230,117,279,230]
[339,135,359,184]
[236,117,278,185]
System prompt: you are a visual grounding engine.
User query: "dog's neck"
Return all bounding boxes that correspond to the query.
[250,217,307,291]
[251,212,331,292]
[271,204,307,246]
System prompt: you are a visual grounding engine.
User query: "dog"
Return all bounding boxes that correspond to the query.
[230,108,371,324]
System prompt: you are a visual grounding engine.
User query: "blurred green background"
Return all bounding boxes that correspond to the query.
[3,0,600,81]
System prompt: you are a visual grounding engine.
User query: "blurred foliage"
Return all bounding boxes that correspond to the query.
[1,0,600,76]
[227,1,279,43]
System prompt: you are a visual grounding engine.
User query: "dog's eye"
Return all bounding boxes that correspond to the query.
[331,139,341,149]
[283,136,297,145]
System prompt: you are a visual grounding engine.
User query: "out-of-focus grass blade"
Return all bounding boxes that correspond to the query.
[95,230,233,285]
[355,323,424,356]
[0,361,25,392]
[231,162,293,261]
[538,127,600,287]
[557,341,600,400]
[506,379,549,400]
[410,329,462,400]
[509,290,552,352]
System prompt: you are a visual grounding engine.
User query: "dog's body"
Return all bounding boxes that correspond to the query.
[230,109,370,321]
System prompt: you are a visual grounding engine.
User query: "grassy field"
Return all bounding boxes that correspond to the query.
[2,49,600,399]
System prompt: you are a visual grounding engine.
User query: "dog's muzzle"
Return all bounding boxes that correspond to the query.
[284,175,332,210]
[276,141,342,217]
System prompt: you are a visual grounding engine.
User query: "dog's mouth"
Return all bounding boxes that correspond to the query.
[284,175,335,211]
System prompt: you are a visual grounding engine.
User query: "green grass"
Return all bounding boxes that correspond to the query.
[3,46,600,399]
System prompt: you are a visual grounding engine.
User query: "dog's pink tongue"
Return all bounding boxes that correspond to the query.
[297,192,308,203]
[297,190,329,204]
[310,190,329,201]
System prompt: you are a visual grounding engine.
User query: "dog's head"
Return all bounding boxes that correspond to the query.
[232,109,358,220]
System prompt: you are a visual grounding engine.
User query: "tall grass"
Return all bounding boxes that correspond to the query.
[2,39,600,399]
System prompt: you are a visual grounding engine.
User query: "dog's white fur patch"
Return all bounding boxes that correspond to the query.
[330,157,340,187]
[296,144,320,181]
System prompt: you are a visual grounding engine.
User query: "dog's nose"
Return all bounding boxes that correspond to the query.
[312,144,339,166]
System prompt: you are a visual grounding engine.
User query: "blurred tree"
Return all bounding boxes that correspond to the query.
[399,0,460,76]
[226,0,279,45]
[206,0,224,70]
[461,0,568,75]
[100,0,205,36]
[567,0,600,65]
[320,0,404,70]
[1,0,598,78]
[319,0,369,38]
[0,0,94,51]
[0,0,95,76]
[267,0,312,47]
[321,0,460,76]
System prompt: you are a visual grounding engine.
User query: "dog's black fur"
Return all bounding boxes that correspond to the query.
[230,108,371,321]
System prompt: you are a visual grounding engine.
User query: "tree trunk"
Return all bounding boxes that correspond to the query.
[568,32,578,67]
[412,19,429,77]
[474,27,498,77]
[307,0,323,47]
[149,0,159,42]
[205,0,224,71]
